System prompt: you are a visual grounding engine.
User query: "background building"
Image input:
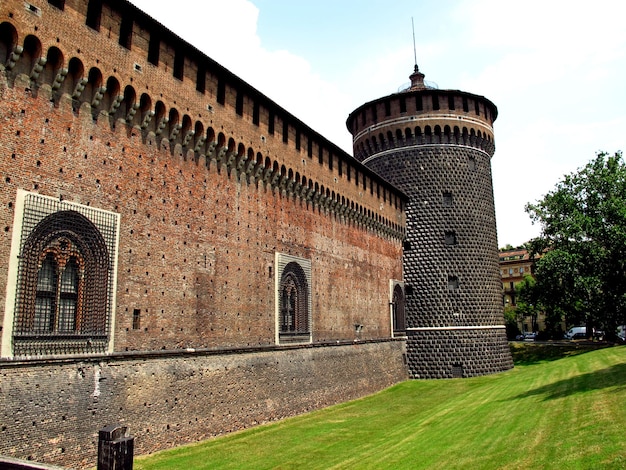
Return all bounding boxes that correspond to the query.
[499,247,553,334]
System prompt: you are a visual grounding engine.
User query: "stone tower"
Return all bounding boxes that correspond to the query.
[347,65,513,378]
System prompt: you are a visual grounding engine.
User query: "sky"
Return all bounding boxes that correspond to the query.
[129,0,626,248]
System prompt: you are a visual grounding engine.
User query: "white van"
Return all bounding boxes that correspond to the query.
[565,326,586,340]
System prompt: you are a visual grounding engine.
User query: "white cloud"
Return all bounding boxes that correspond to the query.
[129,0,356,151]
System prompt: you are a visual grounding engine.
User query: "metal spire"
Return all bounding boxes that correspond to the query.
[412,17,418,72]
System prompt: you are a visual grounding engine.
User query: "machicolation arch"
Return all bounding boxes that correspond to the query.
[0,19,406,240]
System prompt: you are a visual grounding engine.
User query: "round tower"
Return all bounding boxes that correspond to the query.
[347,65,513,378]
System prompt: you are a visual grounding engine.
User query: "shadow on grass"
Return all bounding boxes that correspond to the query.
[510,341,612,366]
[512,361,626,401]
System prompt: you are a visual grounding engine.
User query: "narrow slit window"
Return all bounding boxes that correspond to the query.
[173,50,184,80]
[235,91,244,116]
[469,156,477,171]
[119,17,133,50]
[217,78,225,105]
[196,65,206,93]
[444,231,457,246]
[432,94,440,111]
[448,94,455,110]
[85,0,102,31]
[252,101,259,125]
[268,110,275,134]
[132,309,141,330]
[148,36,160,65]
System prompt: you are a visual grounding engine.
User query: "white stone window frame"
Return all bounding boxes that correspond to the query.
[1,190,121,358]
[275,253,312,345]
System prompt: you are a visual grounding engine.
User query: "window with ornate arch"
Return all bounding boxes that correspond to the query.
[391,281,406,337]
[276,254,312,344]
[34,246,82,333]
[1,191,120,358]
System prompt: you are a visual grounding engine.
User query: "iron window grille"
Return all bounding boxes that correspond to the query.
[10,191,119,357]
[276,254,312,344]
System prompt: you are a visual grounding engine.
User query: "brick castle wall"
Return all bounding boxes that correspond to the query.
[0,340,407,469]
[0,0,405,352]
[0,1,408,466]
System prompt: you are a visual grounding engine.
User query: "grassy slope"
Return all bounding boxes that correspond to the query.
[135,344,626,470]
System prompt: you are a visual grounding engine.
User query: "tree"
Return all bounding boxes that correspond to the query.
[525,151,626,339]
[515,275,542,333]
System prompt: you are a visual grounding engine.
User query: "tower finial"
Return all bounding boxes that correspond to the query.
[412,17,418,72]
[409,17,425,90]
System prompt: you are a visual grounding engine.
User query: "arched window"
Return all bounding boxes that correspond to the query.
[34,250,81,333]
[34,253,58,332]
[277,257,311,344]
[7,191,119,357]
[391,283,406,335]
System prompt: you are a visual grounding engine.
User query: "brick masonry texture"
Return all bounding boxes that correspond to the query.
[0,0,405,353]
[0,340,407,469]
[406,329,511,378]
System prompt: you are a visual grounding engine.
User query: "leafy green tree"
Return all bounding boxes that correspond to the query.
[515,276,541,333]
[525,151,626,339]
[503,305,520,339]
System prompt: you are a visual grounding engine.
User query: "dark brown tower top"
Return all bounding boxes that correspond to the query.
[408,65,426,91]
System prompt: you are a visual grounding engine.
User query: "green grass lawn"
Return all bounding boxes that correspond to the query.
[135,344,626,470]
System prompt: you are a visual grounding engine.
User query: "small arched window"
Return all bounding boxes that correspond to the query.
[391,283,406,336]
[277,257,311,344]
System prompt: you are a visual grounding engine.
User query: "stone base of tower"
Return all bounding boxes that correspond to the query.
[406,327,513,379]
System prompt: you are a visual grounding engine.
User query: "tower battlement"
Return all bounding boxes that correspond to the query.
[347,88,497,162]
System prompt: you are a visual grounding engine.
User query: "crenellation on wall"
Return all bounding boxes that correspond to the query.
[1,0,406,225]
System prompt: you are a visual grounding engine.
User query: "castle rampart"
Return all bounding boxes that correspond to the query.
[0,1,409,466]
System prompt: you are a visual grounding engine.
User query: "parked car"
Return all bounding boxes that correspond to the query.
[564,326,586,340]
[523,332,537,341]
